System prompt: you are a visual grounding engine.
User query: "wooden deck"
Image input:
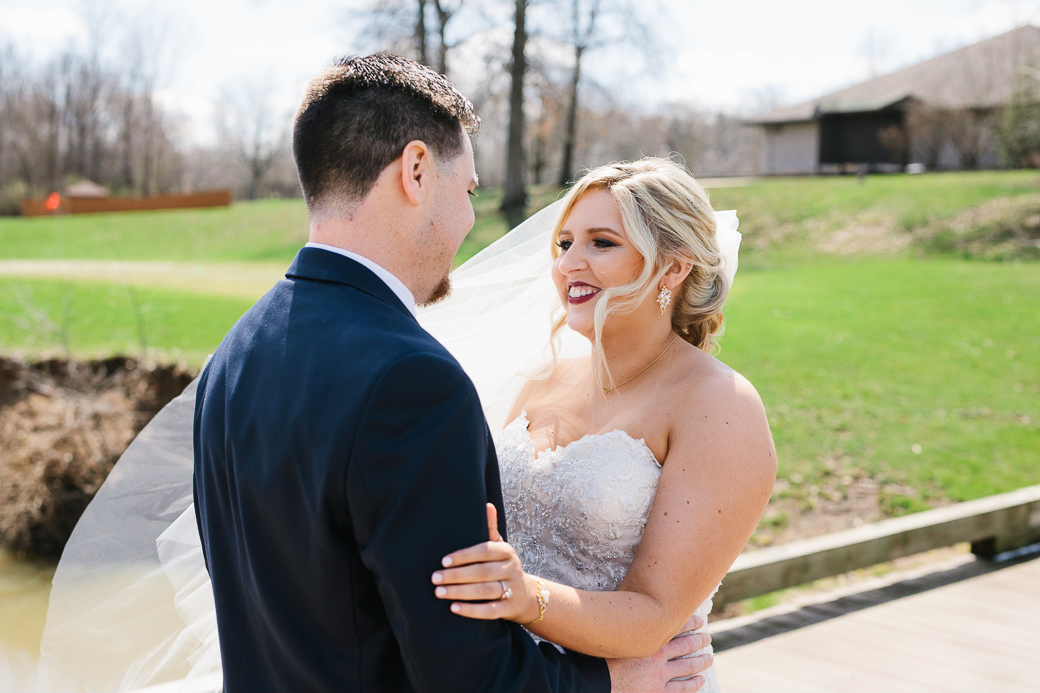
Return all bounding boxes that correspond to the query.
[711,552,1040,692]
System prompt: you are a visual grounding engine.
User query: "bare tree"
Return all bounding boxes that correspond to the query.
[116,14,184,194]
[216,80,289,200]
[527,69,565,185]
[351,0,470,75]
[351,0,427,64]
[501,0,528,221]
[431,0,464,74]
[554,0,658,185]
[556,0,598,185]
[949,109,995,169]
[416,0,430,65]
[907,105,950,169]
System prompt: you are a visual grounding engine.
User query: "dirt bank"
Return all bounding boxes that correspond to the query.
[0,358,196,558]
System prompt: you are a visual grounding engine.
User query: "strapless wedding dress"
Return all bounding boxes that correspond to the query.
[496,412,720,693]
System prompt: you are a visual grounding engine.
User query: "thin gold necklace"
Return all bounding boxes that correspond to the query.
[599,334,680,395]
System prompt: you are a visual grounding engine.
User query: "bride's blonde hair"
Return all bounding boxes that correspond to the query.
[549,158,729,383]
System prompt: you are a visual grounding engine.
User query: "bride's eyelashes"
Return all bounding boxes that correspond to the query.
[555,238,619,251]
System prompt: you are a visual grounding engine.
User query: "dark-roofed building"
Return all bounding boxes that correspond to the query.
[751,25,1040,174]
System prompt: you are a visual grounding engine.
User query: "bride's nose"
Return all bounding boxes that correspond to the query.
[556,244,589,274]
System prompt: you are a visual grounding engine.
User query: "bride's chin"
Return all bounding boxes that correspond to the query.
[564,313,594,339]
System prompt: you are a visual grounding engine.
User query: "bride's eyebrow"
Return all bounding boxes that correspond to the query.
[585,227,623,237]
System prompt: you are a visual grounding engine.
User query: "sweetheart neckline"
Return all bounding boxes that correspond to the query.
[505,410,662,467]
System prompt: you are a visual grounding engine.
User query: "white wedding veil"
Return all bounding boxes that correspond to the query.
[37,200,740,692]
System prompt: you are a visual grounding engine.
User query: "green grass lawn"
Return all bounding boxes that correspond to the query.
[0,171,1037,508]
[720,259,1040,506]
[0,278,254,364]
[1,171,1035,265]
[0,199,310,263]
[0,186,565,266]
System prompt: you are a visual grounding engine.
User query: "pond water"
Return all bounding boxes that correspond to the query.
[0,549,54,693]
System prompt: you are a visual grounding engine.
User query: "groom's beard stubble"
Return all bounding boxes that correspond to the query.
[419,273,452,307]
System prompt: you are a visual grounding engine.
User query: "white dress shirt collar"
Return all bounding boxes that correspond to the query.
[304,242,417,317]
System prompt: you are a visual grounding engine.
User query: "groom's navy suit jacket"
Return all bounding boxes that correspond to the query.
[193,248,610,693]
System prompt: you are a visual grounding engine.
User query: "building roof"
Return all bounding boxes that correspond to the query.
[751,25,1040,124]
[66,180,109,198]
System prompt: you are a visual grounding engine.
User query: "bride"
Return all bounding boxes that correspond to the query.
[37,158,774,693]
[428,159,775,692]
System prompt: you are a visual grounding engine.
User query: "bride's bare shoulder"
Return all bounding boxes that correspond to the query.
[667,343,773,467]
[672,342,759,403]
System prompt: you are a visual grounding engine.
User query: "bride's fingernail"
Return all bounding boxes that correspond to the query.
[435,587,447,597]
[432,573,443,583]
[442,556,453,567]
[451,603,461,613]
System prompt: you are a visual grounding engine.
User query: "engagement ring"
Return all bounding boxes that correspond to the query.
[498,580,513,600]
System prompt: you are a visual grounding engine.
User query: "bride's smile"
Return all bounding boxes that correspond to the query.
[566,281,600,303]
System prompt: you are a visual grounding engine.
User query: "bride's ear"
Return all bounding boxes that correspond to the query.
[661,257,693,290]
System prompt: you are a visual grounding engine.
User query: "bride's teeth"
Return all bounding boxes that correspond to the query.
[569,285,598,298]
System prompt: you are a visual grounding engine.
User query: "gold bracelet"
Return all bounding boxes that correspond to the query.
[524,577,550,625]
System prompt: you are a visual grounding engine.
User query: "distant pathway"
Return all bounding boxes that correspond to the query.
[0,260,286,300]
[712,553,1040,692]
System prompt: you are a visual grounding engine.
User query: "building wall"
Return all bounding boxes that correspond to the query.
[761,122,819,174]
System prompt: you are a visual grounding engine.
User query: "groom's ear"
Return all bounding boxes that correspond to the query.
[400,140,432,206]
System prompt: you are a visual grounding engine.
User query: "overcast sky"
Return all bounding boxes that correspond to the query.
[4,0,1040,144]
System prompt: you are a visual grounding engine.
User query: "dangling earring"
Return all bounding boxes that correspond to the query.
[657,286,672,315]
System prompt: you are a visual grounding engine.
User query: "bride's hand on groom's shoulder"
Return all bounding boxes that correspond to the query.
[432,503,542,624]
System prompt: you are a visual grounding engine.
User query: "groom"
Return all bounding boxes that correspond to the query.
[193,54,711,692]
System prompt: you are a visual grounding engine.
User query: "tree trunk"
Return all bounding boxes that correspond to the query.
[434,0,450,75]
[557,44,583,186]
[121,96,135,191]
[142,99,155,195]
[248,160,262,200]
[501,0,527,221]
[416,0,429,66]
[532,126,546,185]
[46,97,60,193]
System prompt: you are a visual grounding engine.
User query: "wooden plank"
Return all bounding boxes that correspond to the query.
[713,557,1040,693]
[718,484,1040,604]
[715,630,948,692]
[714,643,943,693]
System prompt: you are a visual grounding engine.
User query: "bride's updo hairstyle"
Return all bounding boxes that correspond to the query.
[550,157,729,366]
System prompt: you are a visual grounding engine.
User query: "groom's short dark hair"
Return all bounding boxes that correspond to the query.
[293,53,480,211]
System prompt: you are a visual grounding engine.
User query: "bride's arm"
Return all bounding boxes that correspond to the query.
[434,371,776,659]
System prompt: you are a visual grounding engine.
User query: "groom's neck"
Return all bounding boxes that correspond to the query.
[308,192,425,297]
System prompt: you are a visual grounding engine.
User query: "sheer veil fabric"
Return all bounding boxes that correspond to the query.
[37,200,740,692]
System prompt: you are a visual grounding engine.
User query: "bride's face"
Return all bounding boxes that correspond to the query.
[552,188,645,337]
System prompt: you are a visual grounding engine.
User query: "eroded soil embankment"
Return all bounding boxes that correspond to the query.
[0,358,196,558]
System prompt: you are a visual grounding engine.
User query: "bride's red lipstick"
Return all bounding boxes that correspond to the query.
[567,281,601,305]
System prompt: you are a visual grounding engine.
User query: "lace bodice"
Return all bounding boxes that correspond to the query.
[495,411,720,691]
[496,412,663,590]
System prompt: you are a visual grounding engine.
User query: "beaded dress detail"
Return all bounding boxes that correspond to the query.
[495,411,720,692]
